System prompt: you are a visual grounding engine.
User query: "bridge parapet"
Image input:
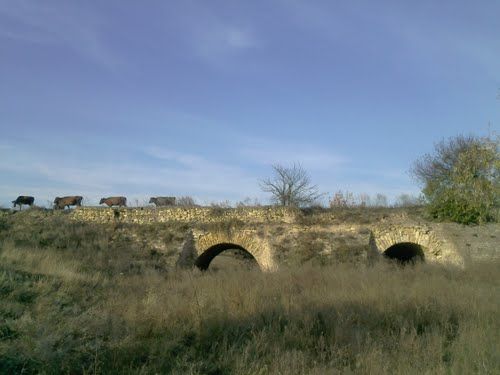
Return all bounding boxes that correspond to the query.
[71,206,299,224]
[68,207,469,269]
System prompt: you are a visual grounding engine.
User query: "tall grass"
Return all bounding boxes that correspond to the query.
[0,212,498,374]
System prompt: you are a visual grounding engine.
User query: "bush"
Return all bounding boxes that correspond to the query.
[411,134,499,224]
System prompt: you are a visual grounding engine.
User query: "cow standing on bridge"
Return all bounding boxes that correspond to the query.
[149,196,176,207]
[99,196,127,207]
[54,196,83,209]
[12,196,35,210]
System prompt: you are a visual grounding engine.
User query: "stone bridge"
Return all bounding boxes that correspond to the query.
[71,207,467,270]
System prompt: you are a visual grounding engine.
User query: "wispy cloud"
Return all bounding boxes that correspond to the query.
[171,2,260,67]
[0,136,420,208]
[191,26,259,66]
[374,3,500,81]
[225,29,257,49]
[0,1,120,69]
[145,147,221,170]
[280,1,500,80]
[279,0,364,43]
[238,138,347,171]
[0,142,262,206]
[142,147,259,195]
[232,136,418,201]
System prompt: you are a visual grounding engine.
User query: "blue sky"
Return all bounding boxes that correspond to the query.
[1,0,499,207]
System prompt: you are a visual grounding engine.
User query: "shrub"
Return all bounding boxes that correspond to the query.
[411,134,499,224]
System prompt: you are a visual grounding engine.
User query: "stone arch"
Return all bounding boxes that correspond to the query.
[195,242,258,270]
[193,229,277,271]
[370,225,462,265]
[383,242,425,264]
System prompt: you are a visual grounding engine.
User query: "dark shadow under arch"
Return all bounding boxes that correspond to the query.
[384,242,425,264]
[195,242,258,271]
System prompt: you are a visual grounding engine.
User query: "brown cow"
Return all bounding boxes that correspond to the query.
[99,196,127,207]
[54,196,83,209]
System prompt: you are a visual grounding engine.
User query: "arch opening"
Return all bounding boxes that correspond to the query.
[195,242,259,271]
[384,242,425,264]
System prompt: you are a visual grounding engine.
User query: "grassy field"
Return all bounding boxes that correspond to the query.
[0,211,499,374]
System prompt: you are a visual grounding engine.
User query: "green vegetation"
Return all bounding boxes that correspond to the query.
[0,211,499,374]
[411,134,499,224]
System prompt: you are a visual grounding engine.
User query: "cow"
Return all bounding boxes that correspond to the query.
[53,196,83,209]
[149,196,176,207]
[99,196,127,207]
[12,196,35,210]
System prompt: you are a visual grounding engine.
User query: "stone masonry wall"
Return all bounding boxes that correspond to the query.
[66,206,498,267]
[70,206,299,224]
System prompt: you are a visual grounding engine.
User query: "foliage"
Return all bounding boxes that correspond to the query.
[411,134,499,224]
[260,163,323,207]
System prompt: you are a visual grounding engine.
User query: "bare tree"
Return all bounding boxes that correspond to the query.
[236,197,261,207]
[176,196,197,207]
[210,200,232,208]
[358,193,371,207]
[374,193,388,207]
[329,190,355,208]
[260,163,323,207]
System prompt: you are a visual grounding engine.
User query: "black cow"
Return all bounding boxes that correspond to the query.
[54,196,83,209]
[149,196,176,207]
[99,196,127,207]
[12,196,34,210]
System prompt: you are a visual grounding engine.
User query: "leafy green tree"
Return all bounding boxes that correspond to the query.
[411,134,499,224]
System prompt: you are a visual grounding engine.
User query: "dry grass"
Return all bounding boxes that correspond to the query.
[0,212,499,374]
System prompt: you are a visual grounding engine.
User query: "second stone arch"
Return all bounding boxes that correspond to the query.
[178,228,278,271]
